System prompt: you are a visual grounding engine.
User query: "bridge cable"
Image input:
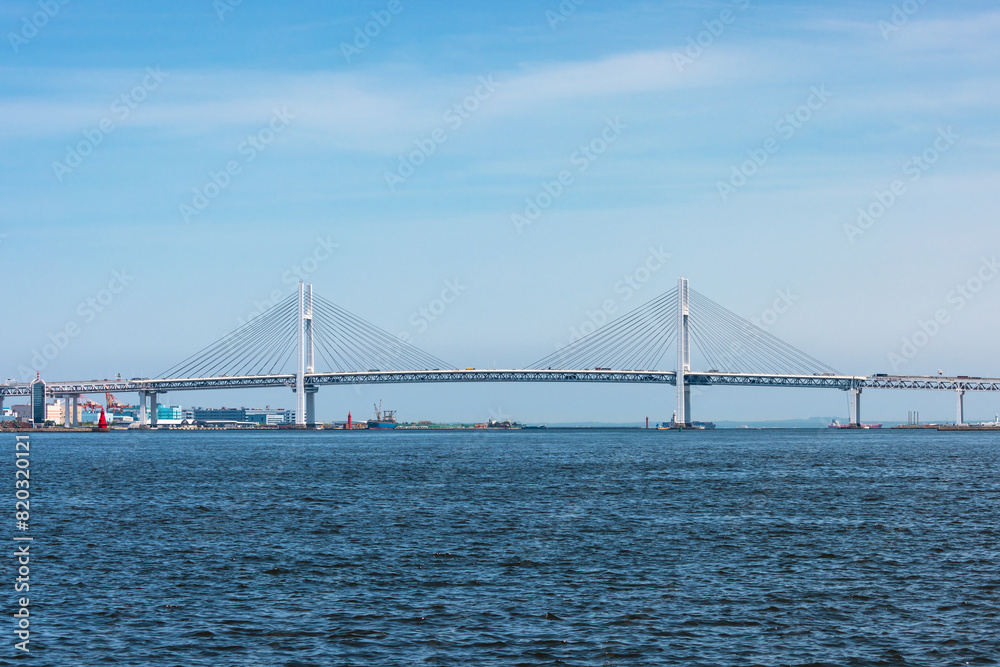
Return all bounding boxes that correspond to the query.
[688,290,838,375]
[529,288,679,370]
[311,295,452,372]
[160,295,298,378]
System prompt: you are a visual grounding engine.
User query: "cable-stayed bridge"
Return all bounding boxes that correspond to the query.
[3,279,996,428]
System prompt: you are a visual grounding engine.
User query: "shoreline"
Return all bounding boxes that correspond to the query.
[3,425,997,433]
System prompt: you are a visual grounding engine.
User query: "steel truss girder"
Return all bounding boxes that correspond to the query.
[686,373,861,390]
[5,371,1000,396]
[860,377,1000,391]
[307,370,677,385]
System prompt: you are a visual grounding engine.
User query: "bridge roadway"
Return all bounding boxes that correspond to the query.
[3,370,1000,397]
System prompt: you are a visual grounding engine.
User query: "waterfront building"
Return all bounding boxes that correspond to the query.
[190,406,294,425]
[30,378,45,424]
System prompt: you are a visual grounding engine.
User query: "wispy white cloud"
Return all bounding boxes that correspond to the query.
[886,10,1000,51]
[0,47,759,152]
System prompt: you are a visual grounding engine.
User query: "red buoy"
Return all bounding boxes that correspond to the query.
[98,408,108,430]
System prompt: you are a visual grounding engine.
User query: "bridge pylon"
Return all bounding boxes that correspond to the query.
[295,282,316,426]
[676,277,691,427]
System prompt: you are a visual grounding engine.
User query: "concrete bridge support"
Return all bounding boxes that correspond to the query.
[956,389,965,426]
[63,397,72,427]
[138,390,147,426]
[306,386,318,426]
[150,392,159,427]
[849,386,862,426]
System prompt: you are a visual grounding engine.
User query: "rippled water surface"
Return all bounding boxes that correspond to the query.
[15,429,1000,665]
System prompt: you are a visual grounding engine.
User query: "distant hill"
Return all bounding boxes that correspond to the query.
[536,417,845,429]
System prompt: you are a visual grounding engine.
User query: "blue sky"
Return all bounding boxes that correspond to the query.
[2,0,999,423]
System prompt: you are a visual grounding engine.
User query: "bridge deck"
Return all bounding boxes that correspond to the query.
[3,371,998,397]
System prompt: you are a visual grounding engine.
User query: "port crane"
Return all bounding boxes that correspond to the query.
[105,392,135,414]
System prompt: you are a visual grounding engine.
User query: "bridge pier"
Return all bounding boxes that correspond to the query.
[849,386,862,426]
[956,388,965,425]
[306,386,318,426]
[138,390,147,426]
[150,392,159,428]
[71,395,78,427]
[63,397,72,427]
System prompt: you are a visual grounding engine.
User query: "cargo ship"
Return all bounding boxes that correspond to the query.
[366,401,398,429]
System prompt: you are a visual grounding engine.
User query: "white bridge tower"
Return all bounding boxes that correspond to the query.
[296,282,316,426]
[676,276,691,427]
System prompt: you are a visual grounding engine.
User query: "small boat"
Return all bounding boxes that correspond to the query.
[485,418,520,429]
[656,412,716,430]
[829,419,882,429]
